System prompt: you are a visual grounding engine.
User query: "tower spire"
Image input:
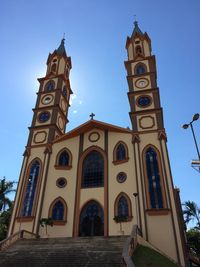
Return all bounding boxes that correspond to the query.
[56,38,67,56]
[132,20,143,36]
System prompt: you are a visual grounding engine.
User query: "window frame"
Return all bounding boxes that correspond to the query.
[142,145,169,215]
[55,148,72,170]
[17,158,42,221]
[114,192,132,221]
[113,141,129,165]
[48,197,67,225]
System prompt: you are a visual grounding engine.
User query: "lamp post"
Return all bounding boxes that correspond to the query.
[182,113,200,171]
[133,193,138,227]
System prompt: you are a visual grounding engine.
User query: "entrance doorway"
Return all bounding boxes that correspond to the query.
[79,200,104,236]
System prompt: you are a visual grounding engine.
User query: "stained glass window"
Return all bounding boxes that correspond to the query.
[22,160,40,216]
[82,151,104,188]
[118,196,129,217]
[146,148,163,209]
[116,144,126,161]
[58,151,69,166]
[136,65,145,75]
[52,200,64,221]
[45,81,55,91]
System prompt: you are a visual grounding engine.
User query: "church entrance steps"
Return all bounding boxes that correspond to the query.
[0,236,127,267]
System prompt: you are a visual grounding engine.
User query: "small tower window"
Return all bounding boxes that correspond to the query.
[45,80,55,91]
[135,45,142,54]
[63,86,67,97]
[51,63,57,72]
[136,65,145,75]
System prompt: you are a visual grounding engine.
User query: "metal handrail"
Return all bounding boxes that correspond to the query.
[122,224,140,267]
[0,230,37,251]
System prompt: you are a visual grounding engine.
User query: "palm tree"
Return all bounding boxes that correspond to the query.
[0,177,16,212]
[183,201,200,230]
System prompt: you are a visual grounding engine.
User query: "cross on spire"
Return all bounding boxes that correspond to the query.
[90,113,95,120]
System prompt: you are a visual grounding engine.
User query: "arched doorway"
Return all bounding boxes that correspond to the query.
[79,200,104,236]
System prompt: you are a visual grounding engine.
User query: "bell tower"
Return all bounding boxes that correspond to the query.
[125,21,164,135]
[125,22,186,266]
[27,38,72,148]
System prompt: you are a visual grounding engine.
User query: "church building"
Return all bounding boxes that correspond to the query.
[8,22,186,266]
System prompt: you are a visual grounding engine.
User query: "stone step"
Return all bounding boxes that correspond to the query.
[0,236,125,267]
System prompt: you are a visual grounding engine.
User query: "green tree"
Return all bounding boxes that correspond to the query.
[183,201,200,230]
[0,207,12,241]
[187,229,200,256]
[0,178,16,212]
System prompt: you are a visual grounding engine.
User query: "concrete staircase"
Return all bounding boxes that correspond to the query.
[0,236,126,267]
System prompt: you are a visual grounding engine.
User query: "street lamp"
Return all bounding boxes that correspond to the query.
[182,113,200,171]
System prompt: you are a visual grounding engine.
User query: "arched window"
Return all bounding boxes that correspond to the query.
[135,45,142,54]
[22,160,40,216]
[45,80,55,91]
[118,196,129,217]
[145,147,163,209]
[114,193,132,220]
[82,150,104,188]
[55,148,72,169]
[49,197,67,224]
[136,65,145,75]
[59,151,69,166]
[51,63,57,72]
[113,142,129,165]
[116,144,126,161]
[52,200,64,220]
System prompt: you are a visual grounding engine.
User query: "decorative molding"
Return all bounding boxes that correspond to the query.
[132,134,140,144]
[139,115,155,129]
[88,131,100,143]
[33,131,47,144]
[158,130,167,141]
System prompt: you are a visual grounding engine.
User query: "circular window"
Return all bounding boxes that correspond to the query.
[41,94,53,105]
[137,96,151,107]
[88,132,100,142]
[38,112,50,123]
[56,177,67,188]
[116,172,127,183]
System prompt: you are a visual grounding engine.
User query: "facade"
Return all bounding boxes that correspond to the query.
[9,22,186,266]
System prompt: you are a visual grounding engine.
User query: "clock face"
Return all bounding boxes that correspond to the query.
[135,78,149,88]
[38,112,50,122]
[41,94,53,105]
[117,172,127,183]
[137,96,151,107]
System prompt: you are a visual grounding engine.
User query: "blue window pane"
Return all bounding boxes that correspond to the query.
[136,65,145,75]
[58,151,69,166]
[82,151,104,188]
[22,161,40,216]
[146,148,163,209]
[46,82,54,91]
[52,201,64,220]
[116,144,126,161]
[118,196,129,217]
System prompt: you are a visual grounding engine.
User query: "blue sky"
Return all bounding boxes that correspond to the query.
[0,0,200,209]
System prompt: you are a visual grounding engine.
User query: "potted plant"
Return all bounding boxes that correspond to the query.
[39,217,53,238]
[113,215,128,235]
